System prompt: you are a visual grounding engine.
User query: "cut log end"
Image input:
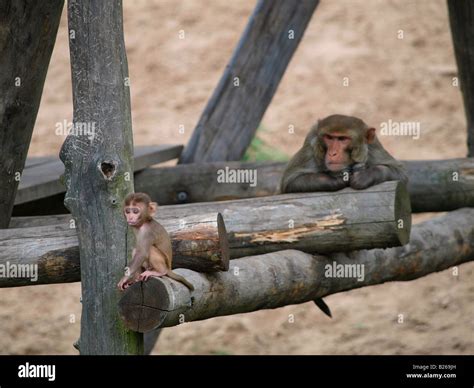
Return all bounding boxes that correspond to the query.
[217,212,230,271]
[118,278,172,333]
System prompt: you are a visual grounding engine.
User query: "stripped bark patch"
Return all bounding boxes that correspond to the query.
[234,213,346,243]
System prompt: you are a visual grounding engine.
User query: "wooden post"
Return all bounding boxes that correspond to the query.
[179,0,320,163]
[62,0,140,354]
[118,208,474,332]
[448,0,474,156]
[0,0,64,228]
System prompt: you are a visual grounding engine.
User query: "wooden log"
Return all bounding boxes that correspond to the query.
[135,161,283,204]
[0,212,228,287]
[0,0,64,228]
[404,158,474,212]
[217,180,411,257]
[118,208,474,332]
[4,181,409,287]
[16,158,474,215]
[179,0,319,163]
[63,0,139,355]
[448,1,474,157]
[135,159,474,212]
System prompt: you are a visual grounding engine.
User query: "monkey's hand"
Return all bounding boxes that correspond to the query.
[350,167,377,190]
[117,276,133,291]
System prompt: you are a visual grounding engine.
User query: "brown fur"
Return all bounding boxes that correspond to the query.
[118,193,194,291]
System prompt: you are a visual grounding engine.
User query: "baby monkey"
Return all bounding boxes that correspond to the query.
[117,192,194,291]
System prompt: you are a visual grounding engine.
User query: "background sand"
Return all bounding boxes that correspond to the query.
[1,0,473,354]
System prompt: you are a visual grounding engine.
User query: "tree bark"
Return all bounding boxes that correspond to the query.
[118,208,474,332]
[62,0,140,355]
[448,0,474,157]
[0,0,64,228]
[179,0,319,163]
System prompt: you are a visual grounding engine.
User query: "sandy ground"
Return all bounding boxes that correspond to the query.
[1,0,473,354]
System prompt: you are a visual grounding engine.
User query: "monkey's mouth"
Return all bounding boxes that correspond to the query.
[326,162,350,172]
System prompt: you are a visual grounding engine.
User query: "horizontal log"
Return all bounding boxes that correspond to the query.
[13,158,474,215]
[135,159,474,212]
[134,161,283,204]
[404,158,474,212]
[8,181,410,265]
[118,208,474,332]
[0,212,229,287]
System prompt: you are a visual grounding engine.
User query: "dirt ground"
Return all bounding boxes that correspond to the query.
[1,0,473,354]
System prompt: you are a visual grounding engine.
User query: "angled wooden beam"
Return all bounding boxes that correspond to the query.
[448,0,474,156]
[62,0,140,355]
[0,0,64,228]
[179,0,320,163]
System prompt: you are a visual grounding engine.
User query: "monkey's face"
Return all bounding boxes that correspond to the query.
[124,203,147,227]
[321,131,353,172]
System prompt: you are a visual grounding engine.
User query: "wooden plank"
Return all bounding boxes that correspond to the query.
[118,208,474,331]
[63,0,140,355]
[179,0,320,163]
[24,156,56,169]
[448,0,474,157]
[0,0,64,228]
[15,144,182,205]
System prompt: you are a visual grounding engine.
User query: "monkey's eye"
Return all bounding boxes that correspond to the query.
[133,209,139,214]
[125,209,130,214]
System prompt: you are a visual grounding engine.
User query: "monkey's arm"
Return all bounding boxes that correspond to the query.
[284,172,348,193]
[350,164,408,190]
[118,229,153,290]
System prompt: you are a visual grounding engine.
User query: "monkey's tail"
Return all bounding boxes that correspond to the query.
[314,298,332,318]
[167,271,194,291]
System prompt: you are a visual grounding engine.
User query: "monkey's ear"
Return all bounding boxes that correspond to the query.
[366,128,376,144]
[149,202,158,215]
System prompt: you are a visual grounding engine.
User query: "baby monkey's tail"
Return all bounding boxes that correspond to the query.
[167,271,194,291]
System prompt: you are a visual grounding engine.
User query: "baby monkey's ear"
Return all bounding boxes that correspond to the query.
[148,202,158,216]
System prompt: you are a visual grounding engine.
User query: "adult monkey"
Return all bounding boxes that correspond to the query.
[280,114,408,317]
